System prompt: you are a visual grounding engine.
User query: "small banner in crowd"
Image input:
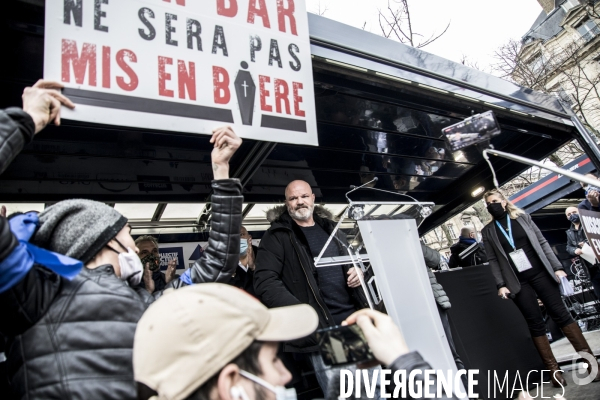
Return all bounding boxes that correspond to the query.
[578,209,600,263]
[44,0,318,146]
[159,246,185,270]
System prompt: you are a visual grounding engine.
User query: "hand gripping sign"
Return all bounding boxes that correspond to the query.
[45,0,318,146]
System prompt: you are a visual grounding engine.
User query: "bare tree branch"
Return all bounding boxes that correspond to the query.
[417,21,451,48]
[376,0,450,49]
[313,0,329,16]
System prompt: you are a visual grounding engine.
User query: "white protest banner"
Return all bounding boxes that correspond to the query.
[579,209,600,263]
[44,0,318,146]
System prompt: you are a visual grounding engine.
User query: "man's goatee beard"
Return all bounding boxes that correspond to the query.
[290,206,313,221]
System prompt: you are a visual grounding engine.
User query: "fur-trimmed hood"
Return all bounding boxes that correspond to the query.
[265,205,335,223]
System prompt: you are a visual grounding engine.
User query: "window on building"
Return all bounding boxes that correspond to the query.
[577,19,600,42]
[422,236,429,244]
[527,53,547,73]
[447,223,457,239]
[562,0,579,13]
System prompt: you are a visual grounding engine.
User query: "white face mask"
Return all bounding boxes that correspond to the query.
[117,246,143,287]
[237,370,297,400]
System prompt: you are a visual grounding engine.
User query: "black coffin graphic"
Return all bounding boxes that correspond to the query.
[234,65,256,126]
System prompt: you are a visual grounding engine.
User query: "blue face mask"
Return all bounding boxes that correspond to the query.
[240,239,248,255]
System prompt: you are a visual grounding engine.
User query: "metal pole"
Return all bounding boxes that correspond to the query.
[483,148,600,187]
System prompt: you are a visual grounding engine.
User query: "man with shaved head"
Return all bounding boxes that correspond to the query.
[448,226,487,268]
[565,206,600,299]
[254,180,368,392]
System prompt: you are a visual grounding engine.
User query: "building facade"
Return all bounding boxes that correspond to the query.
[516,0,600,132]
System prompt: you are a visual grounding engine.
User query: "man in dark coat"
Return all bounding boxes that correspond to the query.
[0,122,244,399]
[254,180,368,391]
[565,206,600,299]
[448,226,488,268]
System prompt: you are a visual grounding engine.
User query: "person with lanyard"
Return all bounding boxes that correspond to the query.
[480,189,600,388]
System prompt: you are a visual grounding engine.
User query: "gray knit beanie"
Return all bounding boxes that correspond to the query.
[31,199,128,264]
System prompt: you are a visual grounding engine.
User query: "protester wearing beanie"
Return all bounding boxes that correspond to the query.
[0,127,244,399]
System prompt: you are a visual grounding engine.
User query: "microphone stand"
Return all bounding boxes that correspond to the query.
[345,177,379,203]
[314,176,435,269]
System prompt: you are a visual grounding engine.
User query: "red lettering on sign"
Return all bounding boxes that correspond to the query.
[259,75,272,112]
[277,0,297,35]
[212,66,230,104]
[158,56,174,97]
[102,46,111,88]
[274,79,290,114]
[116,49,139,91]
[217,0,237,17]
[248,0,270,28]
[61,39,97,86]
[293,82,305,117]
[178,60,196,100]
[163,0,186,6]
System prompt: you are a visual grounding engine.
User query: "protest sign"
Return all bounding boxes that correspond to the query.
[45,0,318,145]
[578,209,600,263]
[159,246,185,270]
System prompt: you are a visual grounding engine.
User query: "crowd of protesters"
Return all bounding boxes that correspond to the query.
[0,80,470,400]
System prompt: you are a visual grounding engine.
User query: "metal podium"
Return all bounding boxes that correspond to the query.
[313,200,468,399]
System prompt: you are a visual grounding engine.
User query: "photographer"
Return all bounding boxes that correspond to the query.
[0,119,244,398]
[133,284,458,400]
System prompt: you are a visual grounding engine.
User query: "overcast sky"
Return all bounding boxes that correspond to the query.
[305,0,543,74]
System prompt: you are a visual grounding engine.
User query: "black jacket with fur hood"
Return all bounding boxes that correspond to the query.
[254,205,369,353]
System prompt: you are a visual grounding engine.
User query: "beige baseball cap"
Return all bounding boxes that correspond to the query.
[133,283,319,400]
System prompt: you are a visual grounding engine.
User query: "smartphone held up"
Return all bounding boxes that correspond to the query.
[317,324,375,367]
[443,110,501,152]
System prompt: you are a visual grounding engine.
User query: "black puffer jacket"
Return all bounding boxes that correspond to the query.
[254,206,369,353]
[420,243,451,310]
[0,108,35,176]
[0,179,242,400]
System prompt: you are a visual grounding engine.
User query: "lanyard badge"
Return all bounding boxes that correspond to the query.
[496,215,533,273]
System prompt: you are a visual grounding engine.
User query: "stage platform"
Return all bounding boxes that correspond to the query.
[534,364,600,400]
[552,329,600,363]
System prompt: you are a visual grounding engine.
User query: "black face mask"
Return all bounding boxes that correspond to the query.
[569,213,580,224]
[487,202,507,219]
[141,253,160,271]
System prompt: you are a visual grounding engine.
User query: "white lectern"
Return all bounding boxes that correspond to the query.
[314,201,467,399]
